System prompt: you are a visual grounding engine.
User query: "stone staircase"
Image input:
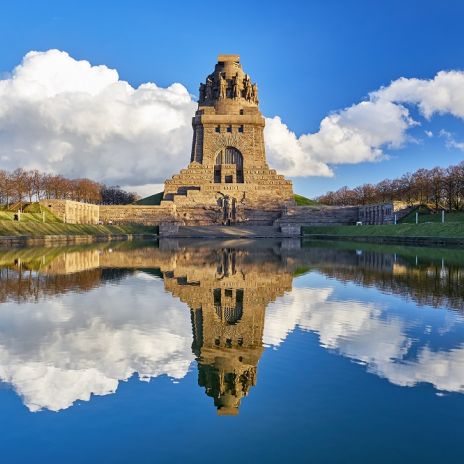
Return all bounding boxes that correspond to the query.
[243,208,283,225]
[174,225,285,238]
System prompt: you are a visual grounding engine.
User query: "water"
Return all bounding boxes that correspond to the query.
[0,239,463,463]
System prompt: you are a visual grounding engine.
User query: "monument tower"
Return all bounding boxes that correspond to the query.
[162,55,295,225]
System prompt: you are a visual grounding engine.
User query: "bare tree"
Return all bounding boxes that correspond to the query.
[317,161,464,212]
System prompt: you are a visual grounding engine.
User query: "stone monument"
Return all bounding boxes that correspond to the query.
[162,54,295,225]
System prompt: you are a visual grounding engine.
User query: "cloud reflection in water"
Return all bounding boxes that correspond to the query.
[0,241,463,413]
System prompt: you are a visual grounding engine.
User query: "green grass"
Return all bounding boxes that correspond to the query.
[302,223,464,238]
[0,211,61,222]
[136,191,164,205]
[401,208,464,224]
[0,203,62,223]
[0,221,158,236]
[294,194,318,206]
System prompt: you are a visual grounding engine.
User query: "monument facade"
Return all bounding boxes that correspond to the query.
[161,54,295,225]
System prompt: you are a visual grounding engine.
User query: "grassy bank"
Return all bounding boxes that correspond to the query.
[302,223,464,238]
[0,221,158,236]
[294,194,318,206]
[400,208,464,224]
[0,204,62,223]
[135,191,164,205]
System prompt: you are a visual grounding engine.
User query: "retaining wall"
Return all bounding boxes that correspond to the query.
[99,205,175,225]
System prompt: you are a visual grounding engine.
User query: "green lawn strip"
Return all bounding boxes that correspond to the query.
[302,223,464,238]
[24,203,63,222]
[1,204,62,223]
[0,221,158,236]
[401,210,464,224]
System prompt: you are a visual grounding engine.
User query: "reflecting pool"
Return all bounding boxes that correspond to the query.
[0,239,463,463]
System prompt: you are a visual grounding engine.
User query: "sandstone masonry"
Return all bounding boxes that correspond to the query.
[40,200,99,224]
[161,54,295,225]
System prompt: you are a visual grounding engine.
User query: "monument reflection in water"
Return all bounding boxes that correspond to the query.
[1,239,464,417]
[0,239,296,414]
[164,244,292,415]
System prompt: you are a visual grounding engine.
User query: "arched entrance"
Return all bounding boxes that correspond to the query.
[214,147,244,183]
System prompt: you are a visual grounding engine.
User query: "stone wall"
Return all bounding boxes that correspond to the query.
[40,200,99,224]
[39,200,408,229]
[276,203,416,228]
[276,205,360,228]
[99,204,175,225]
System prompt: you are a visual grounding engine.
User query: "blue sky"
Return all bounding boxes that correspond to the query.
[1,0,464,197]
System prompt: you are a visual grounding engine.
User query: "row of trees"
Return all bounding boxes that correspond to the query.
[316,162,464,211]
[0,169,139,208]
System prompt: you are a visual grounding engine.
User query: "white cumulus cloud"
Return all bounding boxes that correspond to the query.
[266,69,464,175]
[0,50,196,188]
[1,49,464,188]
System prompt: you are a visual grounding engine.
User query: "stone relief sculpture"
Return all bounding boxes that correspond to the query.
[218,195,236,225]
[205,76,213,100]
[219,73,227,99]
[199,83,206,103]
[252,83,258,104]
[244,74,253,101]
[199,70,258,104]
[232,72,241,99]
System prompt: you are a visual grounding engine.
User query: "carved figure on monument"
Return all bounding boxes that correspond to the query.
[232,72,241,99]
[219,73,227,99]
[219,195,235,225]
[223,195,230,224]
[205,76,213,100]
[230,197,236,223]
[244,74,253,101]
[199,83,206,103]
[252,83,258,104]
